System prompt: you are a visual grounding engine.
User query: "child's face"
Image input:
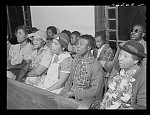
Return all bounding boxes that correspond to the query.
[95,36,103,48]
[47,29,54,38]
[70,34,78,45]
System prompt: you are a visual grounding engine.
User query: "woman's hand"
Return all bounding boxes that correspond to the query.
[66,91,75,98]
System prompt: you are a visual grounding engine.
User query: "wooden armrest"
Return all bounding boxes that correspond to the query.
[77,98,96,109]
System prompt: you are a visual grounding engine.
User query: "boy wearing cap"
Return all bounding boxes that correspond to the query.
[32,33,73,94]
[60,34,105,101]
[16,31,53,84]
[90,40,146,109]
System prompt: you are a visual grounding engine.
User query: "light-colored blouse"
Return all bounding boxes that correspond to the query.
[9,42,33,65]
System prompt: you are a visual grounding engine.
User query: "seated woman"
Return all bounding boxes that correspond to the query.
[90,40,146,109]
[7,25,33,80]
[16,30,53,83]
[93,31,114,68]
[33,33,73,94]
[60,34,104,101]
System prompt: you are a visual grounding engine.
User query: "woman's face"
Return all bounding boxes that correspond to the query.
[76,38,89,56]
[16,29,27,43]
[32,37,44,50]
[95,36,103,48]
[118,50,138,69]
[51,39,62,54]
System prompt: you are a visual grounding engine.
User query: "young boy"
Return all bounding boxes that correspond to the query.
[68,31,81,57]
[93,31,114,63]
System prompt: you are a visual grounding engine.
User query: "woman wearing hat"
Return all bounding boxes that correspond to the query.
[16,30,53,84]
[90,40,146,109]
[33,33,73,94]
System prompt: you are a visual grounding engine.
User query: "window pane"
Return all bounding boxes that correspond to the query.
[108,41,117,52]
[108,9,116,19]
[108,20,116,29]
[109,31,116,40]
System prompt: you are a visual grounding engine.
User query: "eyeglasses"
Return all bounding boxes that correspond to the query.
[131,29,142,33]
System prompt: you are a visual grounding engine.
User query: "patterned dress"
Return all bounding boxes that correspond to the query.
[34,52,72,94]
[91,66,139,109]
[25,46,52,85]
[71,56,94,91]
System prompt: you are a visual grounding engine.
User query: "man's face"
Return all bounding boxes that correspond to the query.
[130,25,144,41]
[76,38,89,56]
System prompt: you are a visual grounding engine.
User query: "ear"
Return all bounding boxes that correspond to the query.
[25,34,29,39]
[88,45,91,51]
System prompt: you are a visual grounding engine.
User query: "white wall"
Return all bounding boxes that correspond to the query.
[30,6,95,36]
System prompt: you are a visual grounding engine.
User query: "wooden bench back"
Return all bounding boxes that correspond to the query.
[7,78,80,109]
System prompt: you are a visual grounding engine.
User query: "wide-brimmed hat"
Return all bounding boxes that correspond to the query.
[53,33,70,50]
[119,40,147,58]
[28,30,47,42]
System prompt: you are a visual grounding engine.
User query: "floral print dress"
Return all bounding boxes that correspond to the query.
[99,68,138,109]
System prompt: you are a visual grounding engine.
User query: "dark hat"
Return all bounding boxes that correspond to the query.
[119,40,147,58]
[54,33,70,50]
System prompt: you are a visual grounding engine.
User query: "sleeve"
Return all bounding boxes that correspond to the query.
[39,50,53,68]
[63,59,77,91]
[74,61,105,100]
[102,47,114,61]
[8,45,13,59]
[131,77,146,109]
[62,72,73,92]
[60,57,73,73]
[23,43,33,60]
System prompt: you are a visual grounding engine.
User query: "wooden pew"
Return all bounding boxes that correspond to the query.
[7,78,81,109]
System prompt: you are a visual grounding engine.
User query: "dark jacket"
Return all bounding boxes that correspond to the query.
[63,57,105,101]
